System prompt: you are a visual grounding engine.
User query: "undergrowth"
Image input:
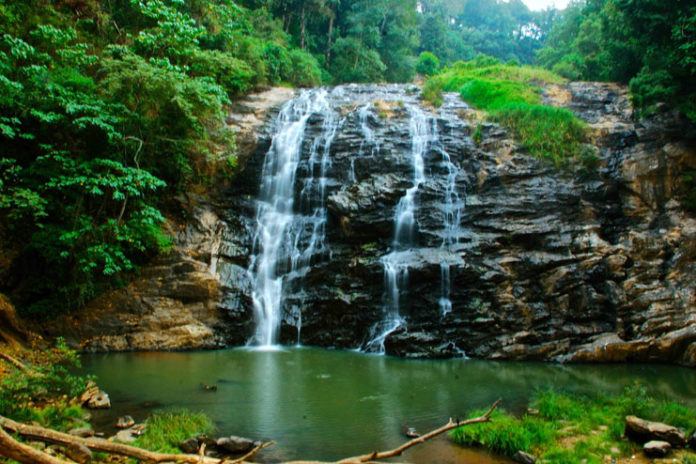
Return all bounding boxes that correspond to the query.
[452,384,696,464]
[134,410,214,454]
[0,339,91,430]
[424,58,595,169]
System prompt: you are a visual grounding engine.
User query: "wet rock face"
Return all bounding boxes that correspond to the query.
[224,82,696,364]
[44,83,696,363]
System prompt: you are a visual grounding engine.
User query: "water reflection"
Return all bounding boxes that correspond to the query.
[82,348,696,463]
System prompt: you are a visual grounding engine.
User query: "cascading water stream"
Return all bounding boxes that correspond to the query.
[434,123,463,317]
[248,89,338,347]
[364,105,433,353]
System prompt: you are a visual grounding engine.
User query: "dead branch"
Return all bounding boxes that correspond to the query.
[0,415,272,464]
[0,352,30,372]
[336,398,502,463]
[0,425,65,464]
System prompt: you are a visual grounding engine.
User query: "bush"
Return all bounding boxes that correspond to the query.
[189,50,256,97]
[135,410,214,454]
[452,410,555,455]
[263,41,292,85]
[287,49,322,87]
[416,51,440,76]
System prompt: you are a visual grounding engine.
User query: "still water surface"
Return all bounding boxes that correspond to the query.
[82,348,696,463]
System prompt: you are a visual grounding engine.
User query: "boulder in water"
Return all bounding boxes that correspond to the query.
[215,436,258,454]
[116,415,135,429]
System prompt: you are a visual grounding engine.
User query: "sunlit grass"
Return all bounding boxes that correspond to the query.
[424,60,595,169]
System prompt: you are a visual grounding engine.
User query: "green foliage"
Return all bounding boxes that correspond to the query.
[0,0,325,316]
[425,60,589,168]
[416,52,440,76]
[330,37,386,83]
[537,0,696,122]
[452,409,555,455]
[452,386,696,462]
[134,410,214,453]
[0,340,90,429]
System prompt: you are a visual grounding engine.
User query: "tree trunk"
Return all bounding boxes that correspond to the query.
[300,3,307,49]
[326,15,334,66]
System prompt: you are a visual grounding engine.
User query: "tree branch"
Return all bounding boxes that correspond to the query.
[337,399,502,463]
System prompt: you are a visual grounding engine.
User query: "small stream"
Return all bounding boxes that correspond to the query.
[82,348,696,463]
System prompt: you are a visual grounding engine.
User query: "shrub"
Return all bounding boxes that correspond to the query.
[287,49,322,87]
[416,51,440,76]
[135,410,214,454]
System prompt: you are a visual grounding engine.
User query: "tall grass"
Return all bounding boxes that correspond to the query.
[134,410,214,454]
[424,60,594,169]
[451,385,696,463]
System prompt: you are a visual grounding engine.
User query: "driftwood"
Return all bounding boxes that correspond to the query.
[0,399,502,464]
[335,398,502,463]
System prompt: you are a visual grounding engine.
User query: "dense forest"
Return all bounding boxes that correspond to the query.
[0,0,694,317]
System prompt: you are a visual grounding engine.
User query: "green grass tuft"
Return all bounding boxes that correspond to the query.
[423,60,593,169]
[134,410,214,454]
[452,410,555,455]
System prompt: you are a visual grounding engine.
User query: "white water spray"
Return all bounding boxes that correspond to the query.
[248,89,338,347]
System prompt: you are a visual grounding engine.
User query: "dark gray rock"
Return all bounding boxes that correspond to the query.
[179,437,200,454]
[215,436,258,454]
[513,450,536,464]
[625,415,686,447]
[643,440,671,457]
[688,430,696,449]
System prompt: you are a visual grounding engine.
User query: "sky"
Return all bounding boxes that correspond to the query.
[522,0,571,10]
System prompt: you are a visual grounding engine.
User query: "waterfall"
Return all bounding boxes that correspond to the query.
[248,89,338,347]
[363,106,433,353]
[434,122,463,316]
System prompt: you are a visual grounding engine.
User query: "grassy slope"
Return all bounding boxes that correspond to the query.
[424,61,597,169]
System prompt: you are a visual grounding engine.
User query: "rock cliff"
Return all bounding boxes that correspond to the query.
[41,83,696,365]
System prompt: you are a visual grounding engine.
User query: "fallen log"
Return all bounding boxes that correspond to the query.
[0,425,65,464]
[0,415,272,464]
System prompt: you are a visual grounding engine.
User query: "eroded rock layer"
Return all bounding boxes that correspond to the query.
[45,83,696,364]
